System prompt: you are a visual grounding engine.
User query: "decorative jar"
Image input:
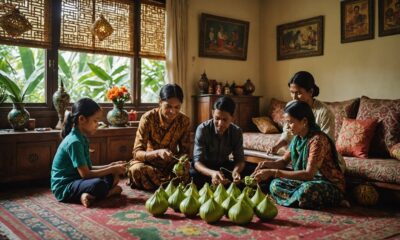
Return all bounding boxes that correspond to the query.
[243,79,255,95]
[107,103,128,127]
[8,102,29,130]
[198,71,209,94]
[53,80,70,129]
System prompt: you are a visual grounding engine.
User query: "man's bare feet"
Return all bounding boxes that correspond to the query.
[107,185,123,197]
[80,193,95,208]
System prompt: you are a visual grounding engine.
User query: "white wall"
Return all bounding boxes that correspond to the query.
[187,0,260,118]
[259,0,400,114]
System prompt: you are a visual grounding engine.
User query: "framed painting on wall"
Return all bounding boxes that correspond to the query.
[276,16,324,61]
[341,0,374,43]
[199,13,249,61]
[378,0,400,36]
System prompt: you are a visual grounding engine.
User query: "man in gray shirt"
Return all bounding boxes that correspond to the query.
[190,96,255,187]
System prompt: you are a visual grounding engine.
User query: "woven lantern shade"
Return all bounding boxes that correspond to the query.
[0,0,51,49]
[0,4,32,37]
[90,14,114,41]
[60,0,134,57]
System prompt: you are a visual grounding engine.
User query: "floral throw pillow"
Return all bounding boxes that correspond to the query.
[252,116,280,134]
[325,98,360,140]
[356,96,400,157]
[336,118,378,158]
[268,98,287,131]
[390,143,400,161]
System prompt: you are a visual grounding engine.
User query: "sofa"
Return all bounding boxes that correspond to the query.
[243,96,400,193]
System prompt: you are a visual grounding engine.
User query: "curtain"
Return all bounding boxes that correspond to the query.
[166,0,189,114]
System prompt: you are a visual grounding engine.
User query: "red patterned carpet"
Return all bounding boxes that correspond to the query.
[0,183,399,240]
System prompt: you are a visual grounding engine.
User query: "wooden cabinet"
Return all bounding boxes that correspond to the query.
[89,140,105,166]
[193,95,261,131]
[107,136,134,162]
[16,142,57,179]
[0,126,137,183]
[91,127,136,164]
[0,130,60,182]
[0,143,12,179]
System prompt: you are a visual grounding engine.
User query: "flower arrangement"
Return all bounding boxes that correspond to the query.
[106,85,131,105]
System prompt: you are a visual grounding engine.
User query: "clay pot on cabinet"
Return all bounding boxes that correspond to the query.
[234,86,244,95]
[243,79,255,95]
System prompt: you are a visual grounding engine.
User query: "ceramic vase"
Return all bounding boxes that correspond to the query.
[107,103,128,127]
[53,80,70,129]
[243,79,255,95]
[198,71,209,94]
[8,103,29,131]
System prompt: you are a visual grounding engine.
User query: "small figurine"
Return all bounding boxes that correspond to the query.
[198,71,209,94]
[208,79,216,94]
[215,82,223,95]
[224,82,231,95]
[230,81,236,94]
[208,83,214,94]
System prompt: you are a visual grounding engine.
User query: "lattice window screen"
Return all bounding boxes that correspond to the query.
[140,1,165,60]
[60,0,134,57]
[0,0,51,49]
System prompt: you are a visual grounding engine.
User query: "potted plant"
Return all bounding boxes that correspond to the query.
[0,70,43,130]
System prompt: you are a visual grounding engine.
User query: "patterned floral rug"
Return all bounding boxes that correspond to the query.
[0,184,399,240]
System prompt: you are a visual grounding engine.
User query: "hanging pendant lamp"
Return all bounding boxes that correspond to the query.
[90,14,114,41]
[0,4,32,37]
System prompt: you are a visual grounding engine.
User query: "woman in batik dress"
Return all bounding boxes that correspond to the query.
[252,100,345,209]
[127,84,191,190]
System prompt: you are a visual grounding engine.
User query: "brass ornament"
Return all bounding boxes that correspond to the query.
[0,4,32,37]
[90,14,114,41]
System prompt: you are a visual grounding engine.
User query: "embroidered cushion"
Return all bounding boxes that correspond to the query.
[252,116,280,134]
[390,143,400,161]
[325,98,360,140]
[268,98,287,131]
[356,96,400,157]
[243,132,281,152]
[336,118,378,158]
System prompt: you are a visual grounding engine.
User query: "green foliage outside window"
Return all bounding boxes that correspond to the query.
[0,46,45,103]
[58,51,131,103]
[0,47,166,104]
[141,58,166,103]
[59,54,165,103]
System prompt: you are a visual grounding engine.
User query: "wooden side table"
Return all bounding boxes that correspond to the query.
[193,94,261,132]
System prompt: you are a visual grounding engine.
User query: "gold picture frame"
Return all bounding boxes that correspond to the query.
[199,13,249,61]
[341,0,375,43]
[277,16,324,61]
[378,0,400,37]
